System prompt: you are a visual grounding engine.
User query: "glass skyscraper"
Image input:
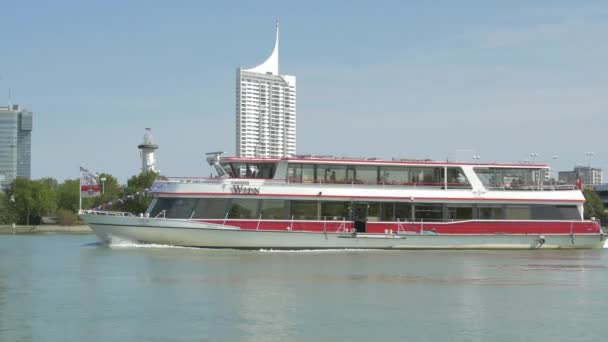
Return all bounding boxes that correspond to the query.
[0,104,32,189]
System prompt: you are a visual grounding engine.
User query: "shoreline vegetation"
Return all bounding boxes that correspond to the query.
[0,224,92,235]
[1,171,159,228]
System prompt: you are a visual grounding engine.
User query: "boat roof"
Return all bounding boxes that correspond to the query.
[220,156,550,169]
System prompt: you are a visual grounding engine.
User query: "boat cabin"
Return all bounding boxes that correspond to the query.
[218,156,551,191]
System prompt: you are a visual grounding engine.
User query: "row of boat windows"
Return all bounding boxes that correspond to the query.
[221,162,472,188]
[287,164,471,188]
[148,198,580,222]
[475,168,544,189]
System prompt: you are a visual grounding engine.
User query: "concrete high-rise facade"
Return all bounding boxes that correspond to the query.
[558,166,603,186]
[0,104,32,189]
[236,23,296,158]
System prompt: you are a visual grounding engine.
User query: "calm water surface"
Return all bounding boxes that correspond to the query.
[0,234,607,341]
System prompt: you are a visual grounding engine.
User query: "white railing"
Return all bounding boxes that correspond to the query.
[158,177,579,193]
[485,184,577,191]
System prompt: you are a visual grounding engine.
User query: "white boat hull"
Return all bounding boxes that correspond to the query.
[80,214,606,250]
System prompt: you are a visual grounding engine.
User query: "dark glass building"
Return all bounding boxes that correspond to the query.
[0,104,32,190]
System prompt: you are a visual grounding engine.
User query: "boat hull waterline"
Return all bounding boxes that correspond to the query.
[80,214,606,250]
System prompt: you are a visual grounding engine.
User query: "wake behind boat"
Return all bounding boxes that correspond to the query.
[80,153,606,249]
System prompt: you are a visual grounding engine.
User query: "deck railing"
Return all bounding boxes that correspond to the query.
[160,177,578,191]
[81,210,135,217]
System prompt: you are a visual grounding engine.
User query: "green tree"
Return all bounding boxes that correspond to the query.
[0,192,15,224]
[91,173,122,208]
[116,171,163,214]
[57,174,123,212]
[56,208,79,225]
[5,178,57,225]
[56,179,80,212]
[583,188,605,220]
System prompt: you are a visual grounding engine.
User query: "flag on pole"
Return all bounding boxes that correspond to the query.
[575,175,583,190]
[80,166,101,198]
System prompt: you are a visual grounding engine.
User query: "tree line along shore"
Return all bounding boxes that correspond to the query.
[0,224,92,234]
[0,170,606,230]
[0,171,159,228]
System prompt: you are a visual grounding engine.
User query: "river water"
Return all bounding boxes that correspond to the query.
[0,234,607,341]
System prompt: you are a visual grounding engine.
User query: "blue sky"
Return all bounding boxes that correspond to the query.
[2,0,607,182]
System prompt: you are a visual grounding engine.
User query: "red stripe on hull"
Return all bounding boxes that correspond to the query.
[199,219,601,235]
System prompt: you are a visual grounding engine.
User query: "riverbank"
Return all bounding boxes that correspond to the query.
[0,224,92,235]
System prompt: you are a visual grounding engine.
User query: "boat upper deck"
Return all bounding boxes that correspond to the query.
[208,156,572,192]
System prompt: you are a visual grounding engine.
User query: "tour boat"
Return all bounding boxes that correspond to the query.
[80,153,606,249]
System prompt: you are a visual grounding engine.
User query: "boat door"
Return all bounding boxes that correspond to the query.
[352,202,368,233]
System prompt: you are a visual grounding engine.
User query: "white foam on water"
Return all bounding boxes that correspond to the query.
[257,248,381,253]
[107,236,197,250]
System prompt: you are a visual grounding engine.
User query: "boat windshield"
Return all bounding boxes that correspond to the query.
[220,162,277,179]
[474,167,544,190]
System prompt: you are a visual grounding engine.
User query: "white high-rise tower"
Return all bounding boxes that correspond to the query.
[236,22,296,158]
[137,128,159,173]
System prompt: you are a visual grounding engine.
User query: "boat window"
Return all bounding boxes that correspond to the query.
[302,164,315,183]
[318,164,348,184]
[145,198,158,215]
[227,199,259,219]
[192,198,230,219]
[395,202,412,221]
[414,204,443,222]
[447,205,473,221]
[351,166,378,185]
[223,162,277,179]
[149,198,197,219]
[446,167,471,189]
[321,201,350,220]
[531,205,580,220]
[367,203,382,222]
[260,199,289,219]
[380,166,410,185]
[414,168,443,186]
[556,205,580,220]
[379,166,444,187]
[220,163,238,178]
[257,163,276,179]
[474,168,543,190]
[291,201,319,220]
[148,198,168,218]
[505,205,531,220]
[381,203,396,221]
[477,205,505,220]
[287,163,302,182]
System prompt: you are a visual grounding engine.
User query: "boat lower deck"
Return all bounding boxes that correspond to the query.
[80,213,606,250]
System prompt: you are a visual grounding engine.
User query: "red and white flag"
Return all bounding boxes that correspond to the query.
[80,166,101,198]
[575,175,583,190]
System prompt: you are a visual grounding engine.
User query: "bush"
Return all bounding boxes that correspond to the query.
[57,209,78,226]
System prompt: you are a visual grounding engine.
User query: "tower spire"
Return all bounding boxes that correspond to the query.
[243,22,279,75]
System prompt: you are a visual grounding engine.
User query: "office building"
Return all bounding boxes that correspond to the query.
[236,23,296,158]
[0,104,33,190]
[558,166,603,186]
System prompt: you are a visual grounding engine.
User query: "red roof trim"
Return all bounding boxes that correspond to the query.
[220,157,549,168]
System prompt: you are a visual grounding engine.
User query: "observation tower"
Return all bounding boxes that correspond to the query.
[137,128,159,173]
